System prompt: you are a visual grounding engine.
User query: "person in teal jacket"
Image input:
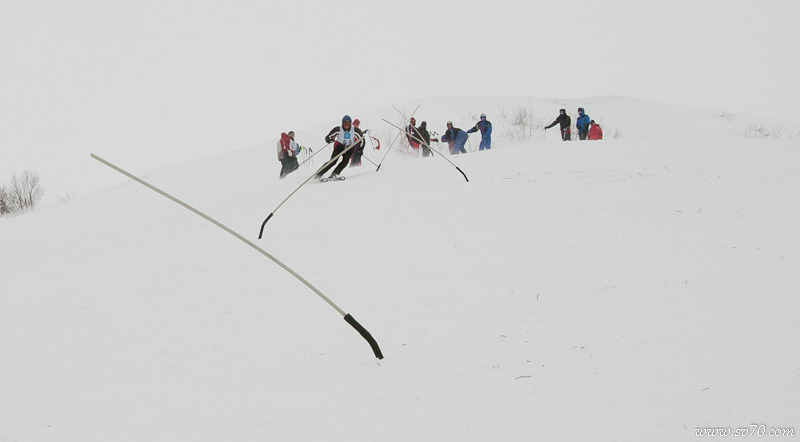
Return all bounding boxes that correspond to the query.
[576,107,591,140]
[467,113,493,150]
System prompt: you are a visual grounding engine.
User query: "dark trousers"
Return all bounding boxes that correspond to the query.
[350,146,364,166]
[317,143,354,177]
[422,144,432,157]
[279,157,298,178]
[561,127,571,141]
[578,131,588,140]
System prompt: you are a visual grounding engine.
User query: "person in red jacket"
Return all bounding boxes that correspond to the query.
[588,120,603,140]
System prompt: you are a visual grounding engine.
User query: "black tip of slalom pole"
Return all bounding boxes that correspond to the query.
[344,313,384,359]
[258,213,274,239]
[456,167,469,182]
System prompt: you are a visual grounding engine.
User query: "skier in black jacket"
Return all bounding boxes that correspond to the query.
[544,109,572,141]
[317,115,365,180]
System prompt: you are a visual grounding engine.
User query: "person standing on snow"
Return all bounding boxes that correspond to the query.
[588,120,603,140]
[317,115,364,180]
[277,131,301,179]
[405,117,421,155]
[417,121,434,157]
[467,113,492,150]
[441,121,469,155]
[544,109,572,141]
[576,107,591,140]
[350,118,367,166]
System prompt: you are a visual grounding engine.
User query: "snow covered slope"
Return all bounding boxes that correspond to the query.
[1,97,798,441]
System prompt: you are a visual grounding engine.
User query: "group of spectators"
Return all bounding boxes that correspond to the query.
[405,114,493,156]
[544,107,603,141]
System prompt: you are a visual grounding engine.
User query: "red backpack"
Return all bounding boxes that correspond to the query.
[280,132,291,152]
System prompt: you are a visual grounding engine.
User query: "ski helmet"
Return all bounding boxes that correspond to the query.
[288,131,295,137]
[578,107,584,113]
[353,118,360,127]
[342,115,352,123]
[447,121,453,125]
[480,113,486,118]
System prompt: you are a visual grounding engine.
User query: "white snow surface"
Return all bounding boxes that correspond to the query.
[1,97,799,441]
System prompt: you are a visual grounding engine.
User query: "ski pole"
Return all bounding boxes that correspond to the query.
[382,119,469,183]
[431,131,443,155]
[375,104,421,172]
[298,142,332,168]
[90,153,383,360]
[258,133,365,238]
[360,152,379,168]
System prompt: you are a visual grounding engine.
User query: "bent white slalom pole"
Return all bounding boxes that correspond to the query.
[375,104,421,172]
[382,119,469,182]
[258,133,364,238]
[90,153,383,360]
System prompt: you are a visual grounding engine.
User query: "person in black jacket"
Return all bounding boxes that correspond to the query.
[544,109,572,141]
[417,121,434,157]
[317,115,365,180]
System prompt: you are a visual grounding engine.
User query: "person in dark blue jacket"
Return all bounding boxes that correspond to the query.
[441,121,468,155]
[576,107,591,140]
[467,113,493,150]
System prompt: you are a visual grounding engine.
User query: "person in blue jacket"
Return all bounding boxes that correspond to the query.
[467,113,493,150]
[576,107,591,140]
[441,121,469,155]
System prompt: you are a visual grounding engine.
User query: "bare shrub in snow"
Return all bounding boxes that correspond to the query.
[745,125,783,139]
[717,111,736,121]
[0,183,15,216]
[498,106,543,141]
[7,170,45,212]
[55,191,75,202]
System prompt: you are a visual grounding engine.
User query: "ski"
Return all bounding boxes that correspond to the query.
[320,176,346,182]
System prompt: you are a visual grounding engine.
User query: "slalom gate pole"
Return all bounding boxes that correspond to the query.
[381,118,469,182]
[375,104,421,172]
[258,134,364,239]
[90,153,383,360]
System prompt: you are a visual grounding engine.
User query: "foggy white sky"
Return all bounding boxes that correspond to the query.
[1,0,798,200]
